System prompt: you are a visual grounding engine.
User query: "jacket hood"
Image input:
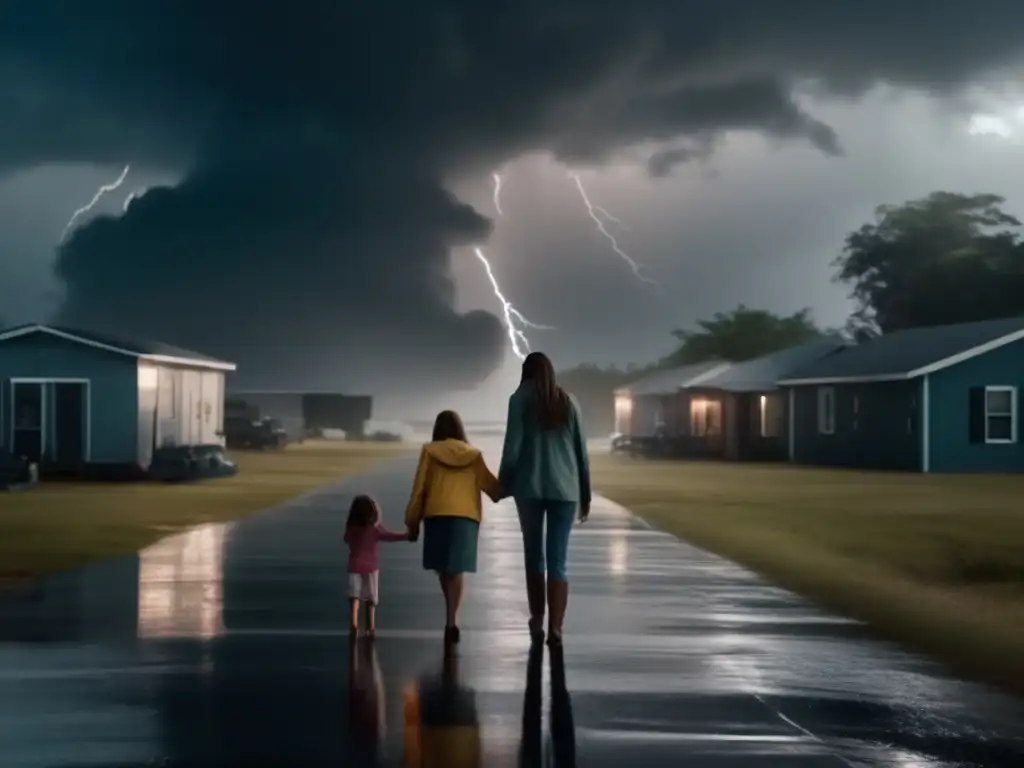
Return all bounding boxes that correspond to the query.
[425,439,481,467]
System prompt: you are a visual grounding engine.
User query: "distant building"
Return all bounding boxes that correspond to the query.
[613,361,731,451]
[779,317,1024,473]
[225,391,373,440]
[0,323,235,475]
[682,338,847,461]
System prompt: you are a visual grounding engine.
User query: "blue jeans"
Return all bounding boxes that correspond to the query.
[515,499,577,581]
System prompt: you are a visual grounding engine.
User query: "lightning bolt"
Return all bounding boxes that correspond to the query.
[473,246,551,361]
[61,164,131,243]
[568,171,656,285]
[123,186,148,212]
[491,171,504,217]
[592,204,626,228]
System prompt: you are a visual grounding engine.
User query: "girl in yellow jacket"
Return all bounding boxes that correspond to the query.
[405,410,502,645]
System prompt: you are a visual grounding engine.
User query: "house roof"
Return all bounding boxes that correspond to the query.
[0,323,237,372]
[688,338,849,392]
[614,360,731,397]
[777,316,1024,385]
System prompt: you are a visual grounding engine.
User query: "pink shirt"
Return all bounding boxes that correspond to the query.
[345,523,408,573]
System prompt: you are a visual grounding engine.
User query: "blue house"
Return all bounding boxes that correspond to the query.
[0,324,236,475]
[777,317,1024,473]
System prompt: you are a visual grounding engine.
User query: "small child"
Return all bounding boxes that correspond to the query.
[345,494,409,638]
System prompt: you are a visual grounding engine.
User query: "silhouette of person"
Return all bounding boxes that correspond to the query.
[519,644,577,767]
[347,638,386,761]
[549,646,577,766]
[403,648,482,767]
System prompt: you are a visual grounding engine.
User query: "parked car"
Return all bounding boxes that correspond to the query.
[366,430,403,442]
[610,432,631,454]
[223,415,289,450]
[149,444,239,483]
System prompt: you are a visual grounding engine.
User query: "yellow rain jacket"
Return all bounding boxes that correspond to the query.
[404,439,502,527]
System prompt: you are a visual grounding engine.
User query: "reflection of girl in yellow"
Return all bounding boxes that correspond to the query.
[403,651,482,768]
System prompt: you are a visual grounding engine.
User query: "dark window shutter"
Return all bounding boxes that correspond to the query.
[968,387,985,444]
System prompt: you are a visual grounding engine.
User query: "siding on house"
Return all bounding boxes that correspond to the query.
[927,338,1024,473]
[790,379,921,470]
[0,333,138,463]
[141,363,226,458]
[138,363,158,467]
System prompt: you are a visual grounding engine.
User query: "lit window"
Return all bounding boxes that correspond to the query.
[759,394,781,437]
[690,397,722,437]
[817,387,835,435]
[984,386,1017,444]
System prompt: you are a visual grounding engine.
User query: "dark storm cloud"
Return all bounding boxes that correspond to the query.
[647,135,718,178]
[4,1,1024,389]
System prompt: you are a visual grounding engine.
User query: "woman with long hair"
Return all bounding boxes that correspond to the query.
[498,351,591,645]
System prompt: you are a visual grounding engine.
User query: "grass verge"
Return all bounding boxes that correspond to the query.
[0,440,412,582]
[590,454,1024,697]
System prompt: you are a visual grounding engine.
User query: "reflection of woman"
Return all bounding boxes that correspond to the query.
[520,645,577,767]
[403,650,482,767]
[347,639,387,760]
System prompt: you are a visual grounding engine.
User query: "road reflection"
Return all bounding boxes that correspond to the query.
[403,648,483,767]
[348,638,387,762]
[520,643,577,767]
[137,523,229,640]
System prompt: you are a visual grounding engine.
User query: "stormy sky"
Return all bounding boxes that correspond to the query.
[4,3,1024,416]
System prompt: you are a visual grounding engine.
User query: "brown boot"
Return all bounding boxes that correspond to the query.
[526,571,547,639]
[547,578,568,645]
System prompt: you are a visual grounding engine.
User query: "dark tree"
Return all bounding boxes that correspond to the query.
[834,191,1024,338]
[661,305,824,365]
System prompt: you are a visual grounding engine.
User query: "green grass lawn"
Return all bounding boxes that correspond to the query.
[0,439,412,582]
[590,454,1024,696]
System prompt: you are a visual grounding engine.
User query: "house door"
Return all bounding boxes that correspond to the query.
[11,382,44,463]
[53,383,86,465]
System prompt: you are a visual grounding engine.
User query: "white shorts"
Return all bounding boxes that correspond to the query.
[348,571,380,605]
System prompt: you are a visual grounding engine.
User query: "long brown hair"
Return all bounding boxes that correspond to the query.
[432,409,468,442]
[521,351,570,430]
[347,494,380,530]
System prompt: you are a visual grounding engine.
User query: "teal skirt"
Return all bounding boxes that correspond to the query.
[422,517,479,574]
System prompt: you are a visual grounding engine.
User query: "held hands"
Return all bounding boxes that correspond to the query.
[407,523,420,543]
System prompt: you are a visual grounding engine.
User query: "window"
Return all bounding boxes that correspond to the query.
[817,387,835,435]
[690,397,722,437]
[984,386,1017,444]
[759,394,782,438]
[13,382,42,430]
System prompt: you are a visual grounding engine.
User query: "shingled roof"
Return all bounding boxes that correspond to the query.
[614,360,731,397]
[0,323,236,371]
[778,316,1024,385]
[688,338,849,392]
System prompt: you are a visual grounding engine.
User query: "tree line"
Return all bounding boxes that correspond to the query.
[563,191,1024,434]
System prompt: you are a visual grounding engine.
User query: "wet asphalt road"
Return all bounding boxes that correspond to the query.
[1,442,1024,766]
